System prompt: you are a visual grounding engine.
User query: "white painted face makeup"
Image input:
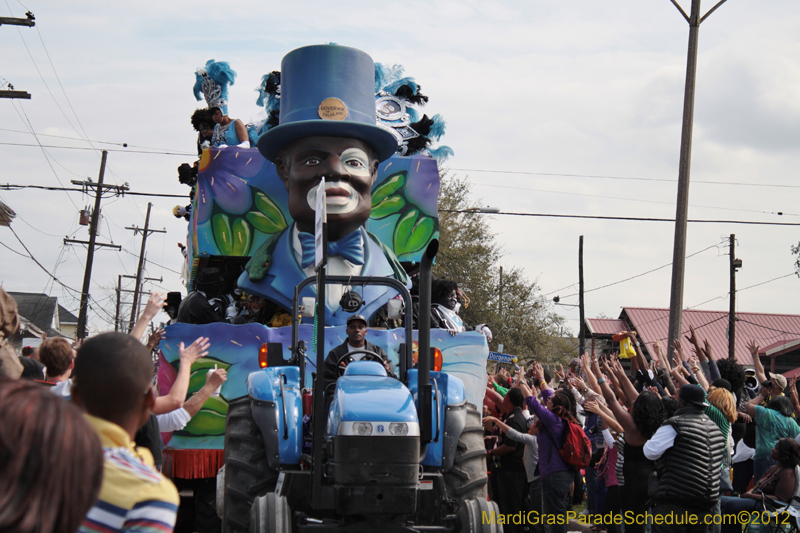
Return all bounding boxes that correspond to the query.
[305,148,371,214]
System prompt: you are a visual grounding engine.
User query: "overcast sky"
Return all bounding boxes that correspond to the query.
[1,0,798,338]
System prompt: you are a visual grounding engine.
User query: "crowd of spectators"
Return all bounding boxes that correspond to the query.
[0,287,226,533]
[482,327,800,533]
[5,271,800,533]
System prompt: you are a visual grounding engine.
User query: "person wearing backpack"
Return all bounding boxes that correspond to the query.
[527,362,589,533]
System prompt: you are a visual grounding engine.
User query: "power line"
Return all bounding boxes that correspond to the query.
[8,100,81,211]
[32,25,97,151]
[558,241,726,300]
[737,317,800,338]
[5,223,82,296]
[444,209,800,227]
[452,168,800,189]
[686,272,797,310]
[0,141,194,156]
[0,183,189,198]
[472,182,796,217]
[0,127,190,153]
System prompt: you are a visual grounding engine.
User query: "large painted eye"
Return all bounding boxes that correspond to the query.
[340,148,370,172]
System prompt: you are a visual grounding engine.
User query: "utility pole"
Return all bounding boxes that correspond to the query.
[115,275,122,332]
[666,0,730,359]
[498,266,504,315]
[126,203,166,332]
[579,236,585,356]
[729,234,742,359]
[122,273,163,328]
[0,11,35,100]
[66,151,126,339]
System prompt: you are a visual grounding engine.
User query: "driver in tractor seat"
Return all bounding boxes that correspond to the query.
[322,314,396,391]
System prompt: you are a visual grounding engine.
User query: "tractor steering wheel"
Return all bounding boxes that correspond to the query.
[335,349,386,377]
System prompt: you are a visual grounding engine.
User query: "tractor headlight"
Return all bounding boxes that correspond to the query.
[388,423,409,436]
[352,422,373,436]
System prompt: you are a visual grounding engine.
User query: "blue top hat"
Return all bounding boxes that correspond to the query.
[257,44,398,163]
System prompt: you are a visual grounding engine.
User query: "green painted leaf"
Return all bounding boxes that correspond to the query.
[247,212,284,234]
[394,210,435,256]
[181,409,227,436]
[202,395,229,416]
[188,358,231,372]
[251,192,287,233]
[212,214,233,255]
[371,196,405,219]
[231,218,252,256]
[372,173,405,206]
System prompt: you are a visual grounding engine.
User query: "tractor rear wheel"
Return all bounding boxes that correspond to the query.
[250,492,292,533]
[222,397,278,533]
[457,498,502,533]
[444,403,488,501]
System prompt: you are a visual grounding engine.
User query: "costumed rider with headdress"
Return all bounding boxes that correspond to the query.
[237,44,410,326]
[193,59,258,148]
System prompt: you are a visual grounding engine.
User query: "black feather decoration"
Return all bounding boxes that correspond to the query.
[267,109,280,129]
[394,84,429,106]
[265,71,281,94]
[410,114,434,137]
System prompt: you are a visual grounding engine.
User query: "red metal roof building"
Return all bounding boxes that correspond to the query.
[586,308,800,374]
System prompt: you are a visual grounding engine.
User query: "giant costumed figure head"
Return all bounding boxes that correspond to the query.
[257,45,397,241]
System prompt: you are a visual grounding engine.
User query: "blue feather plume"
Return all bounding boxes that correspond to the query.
[426,145,454,164]
[406,107,419,124]
[375,63,405,93]
[428,114,446,141]
[193,59,236,109]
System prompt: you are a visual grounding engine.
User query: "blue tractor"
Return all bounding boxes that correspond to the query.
[219,242,501,532]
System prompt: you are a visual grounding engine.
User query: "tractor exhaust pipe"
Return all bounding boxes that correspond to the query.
[418,239,438,444]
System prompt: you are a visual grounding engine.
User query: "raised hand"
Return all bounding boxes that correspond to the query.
[704,339,714,361]
[143,292,167,321]
[206,368,227,389]
[531,362,545,381]
[569,376,586,393]
[673,340,686,363]
[179,336,210,365]
[146,328,164,352]
[686,325,700,347]
[747,339,760,359]
[583,398,600,414]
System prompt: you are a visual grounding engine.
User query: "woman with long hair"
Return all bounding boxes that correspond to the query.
[0,379,104,533]
[527,362,580,533]
[595,357,665,533]
[721,438,800,533]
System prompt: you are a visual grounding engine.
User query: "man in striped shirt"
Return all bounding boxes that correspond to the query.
[72,332,180,533]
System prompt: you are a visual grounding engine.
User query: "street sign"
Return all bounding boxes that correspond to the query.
[488,352,515,363]
[314,177,326,269]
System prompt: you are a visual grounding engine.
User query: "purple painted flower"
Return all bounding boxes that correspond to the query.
[194,148,266,223]
[404,156,440,217]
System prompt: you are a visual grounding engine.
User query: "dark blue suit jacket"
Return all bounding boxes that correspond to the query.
[237,225,408,326]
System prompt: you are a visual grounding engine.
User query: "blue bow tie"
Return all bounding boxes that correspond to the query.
[298,230,365,269]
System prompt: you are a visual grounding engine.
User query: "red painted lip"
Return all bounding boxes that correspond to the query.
[325,187,350,197]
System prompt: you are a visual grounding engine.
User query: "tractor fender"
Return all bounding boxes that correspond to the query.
[407,370,467,469]
[246,367,302,467]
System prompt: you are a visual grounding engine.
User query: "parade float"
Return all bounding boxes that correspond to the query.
[159,45,495,532]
